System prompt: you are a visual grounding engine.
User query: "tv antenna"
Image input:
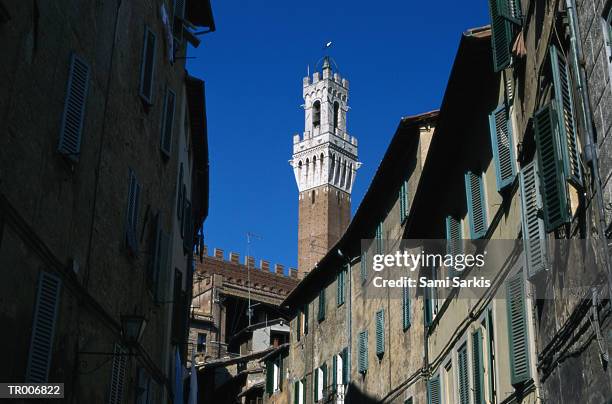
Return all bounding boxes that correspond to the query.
[246,231,262,326]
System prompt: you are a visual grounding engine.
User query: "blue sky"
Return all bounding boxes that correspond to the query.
[187,1,490,272]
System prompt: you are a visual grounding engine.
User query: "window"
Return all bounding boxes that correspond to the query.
[465,171,487,239]
[519,161,547,277]
[26,272,62,382]
[425,266,439,326]
[606,9,612,62]
[197,333,206,353]
[318,289,326,321]
[337,266,346,306]
[294,380,304,404]
[506,272,530,384]
[457,343,470,404]
[139,26,157,104]
[488,103,516,191]
[404,398,413,404]
[341,348,349,385]
[375,221,384,254]
[126,169,141,254]
[472,329,485,404]
[314,364,326,401]
[443,361,455,404]
[332,352,344,390]
[160,88,176,157]
[297,304,308,341]
[150,212,171,301]
[402,282,411,331]
[427,374,441,404]
[487,0,521,71]
[313,100,321,127]
[360,252,367,284]
[333,101,340,130]
[399,179,409,222]
[358,330,368,373]
[376,309,385,357]
[58,53,90,161]
[266,356,283,394]
[183,198,193,252]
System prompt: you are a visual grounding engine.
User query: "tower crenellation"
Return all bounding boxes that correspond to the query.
[290,56,360,278]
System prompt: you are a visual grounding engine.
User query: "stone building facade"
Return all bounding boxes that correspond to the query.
[291,57,360,278]
[0,0,214,402]
[191,247,299,403]
[277,0,612,401]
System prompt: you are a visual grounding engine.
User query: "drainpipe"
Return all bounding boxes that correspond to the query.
[565,0,612,300]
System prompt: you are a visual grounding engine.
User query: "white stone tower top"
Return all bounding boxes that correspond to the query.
[290,57,360,193]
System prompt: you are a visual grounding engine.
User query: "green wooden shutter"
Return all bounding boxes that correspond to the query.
[321,362,327,393]
[266,360,273,395]
[25,272,62,382]
[400,179,409,222]
[488,0,513,71]
[519,161,548,277]
[465,171,487,239]
[278,355,283,391]
[472,329,485,404]
[402,283,411,330]
[375,221,384,254]
[332,355,337,391]
[534,104,571,231]
[486,309,496,403]
[424,286,432,327]
[177,163,184,220]
[360,252,367,284]
[313,368,318,401]
[489,104,517,191]
[302,378,307,404]
[358,331,368,373]
[183,199,193,252]
[458,343,470,404]
[427,375,441,404]
[108,344,127,404]
[296,308,302,341]
[304,304,309,334]
[341,347,349,385]
[160,88,176,157]
[139,26,157,104]
[376,309,385,356]
[173,0,186,40]
[294,380,299,404]
[445,215,462,276]
[58,53,90,161]
[337,268,345,306]
[318,289,326,321]
[506,272,530,384]
[550,46,582,186]
[126,170,141,254]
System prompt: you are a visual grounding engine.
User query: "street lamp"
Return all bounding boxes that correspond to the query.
[121,314,147,346]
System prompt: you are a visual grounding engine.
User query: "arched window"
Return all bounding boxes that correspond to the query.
[313,100,321,127]
[329,154,336,182]
[311,190,315,204]
[333,101,340,130]
[313,156,317,183]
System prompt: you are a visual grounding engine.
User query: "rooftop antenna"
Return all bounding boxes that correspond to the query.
[246,231,262,326]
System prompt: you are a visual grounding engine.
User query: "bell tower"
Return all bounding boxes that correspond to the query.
[290,57,360,278]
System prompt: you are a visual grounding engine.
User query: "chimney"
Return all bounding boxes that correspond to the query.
[229,252,240,264]
[214,248,224,260]
[290,268,298,279]
[275,264,285,275]
[260,260,270,272]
